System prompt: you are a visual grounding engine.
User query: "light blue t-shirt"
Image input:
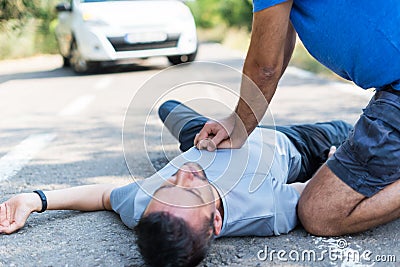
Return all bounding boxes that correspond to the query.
[111,128,302,237]
[253,0,400,91]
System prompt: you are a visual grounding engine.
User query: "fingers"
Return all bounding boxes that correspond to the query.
[196,138,216,151]
[328,146,337,158]
[0,202,28,235]
[194,123,215,146]
[0,203,6,224]
[6,203,10,225]
[0,221,22,234]
[0,223,13,234]
[195,121,230,150]
[216,139,233,149]
[195,129,230,151]
[194,133,201,147]
[194,130,209,146]
[0,203,11,234]
[208,131,229,151]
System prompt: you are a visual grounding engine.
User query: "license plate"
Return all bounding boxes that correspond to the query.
[124,32,167,44]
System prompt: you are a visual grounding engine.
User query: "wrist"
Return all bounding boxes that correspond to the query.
[234,106,258,135]
[32,190,47,213]
[25,192,44,213]
[16,193,42,213]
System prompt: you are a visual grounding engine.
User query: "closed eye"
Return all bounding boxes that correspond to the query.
[153,185,205,204]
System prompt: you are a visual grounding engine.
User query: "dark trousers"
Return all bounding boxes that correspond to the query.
[158,100,353,182]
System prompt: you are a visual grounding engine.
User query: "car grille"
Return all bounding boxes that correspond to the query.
[107,34,180,52]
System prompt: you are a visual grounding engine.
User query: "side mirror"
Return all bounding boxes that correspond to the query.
[55,3,72,12]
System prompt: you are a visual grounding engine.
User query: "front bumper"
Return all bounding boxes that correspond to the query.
[74,24,197,61]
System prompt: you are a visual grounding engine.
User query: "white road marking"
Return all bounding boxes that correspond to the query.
[94,76,113,91]
[0,85,99,179]
[0,92,97,179]
[58,95,95,116]
[0,133,57,181]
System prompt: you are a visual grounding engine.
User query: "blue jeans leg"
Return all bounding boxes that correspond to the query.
[259,121,353,182]
[158,100,209,152]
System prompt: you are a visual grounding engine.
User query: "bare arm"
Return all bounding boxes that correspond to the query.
[195,1,296,150]
[236,1,296,136]
[44,184,118,211]
[0,184,120,234]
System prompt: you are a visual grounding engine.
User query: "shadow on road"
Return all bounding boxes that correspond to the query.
[0,63,167,85]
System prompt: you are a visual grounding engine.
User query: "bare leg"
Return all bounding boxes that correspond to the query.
[298,164,400,236]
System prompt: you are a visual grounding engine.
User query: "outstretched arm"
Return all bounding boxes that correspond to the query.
[0,184,119,234]
[195,1,296,150]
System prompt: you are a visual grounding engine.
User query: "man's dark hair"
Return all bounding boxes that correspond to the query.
[135,211,214,267]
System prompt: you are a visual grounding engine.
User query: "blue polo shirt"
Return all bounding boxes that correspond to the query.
[253,0,400,91]
[110,128,302,237]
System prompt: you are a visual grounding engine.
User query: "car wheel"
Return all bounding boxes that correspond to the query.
[62,56,70,67]
[167,50,197,65]
[70,40,99,73]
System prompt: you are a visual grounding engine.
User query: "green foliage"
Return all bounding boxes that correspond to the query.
[187,0,253,31]
[187,0,222,28]
[0,0,59,59]
[0,0,58,24]
[219,0,253,31]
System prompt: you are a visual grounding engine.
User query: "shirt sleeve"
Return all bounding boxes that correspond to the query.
[110,181,143,229]
[253,0,288,12]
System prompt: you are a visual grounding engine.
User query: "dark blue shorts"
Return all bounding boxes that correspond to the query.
[327,90,400,197]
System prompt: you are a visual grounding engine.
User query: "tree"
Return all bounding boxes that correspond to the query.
[0,0,58,26]
[187,0,253,31]
[0,0,60,57]
[219,0,253,31]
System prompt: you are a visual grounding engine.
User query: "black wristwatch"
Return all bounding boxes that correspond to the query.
[33,190,47,213]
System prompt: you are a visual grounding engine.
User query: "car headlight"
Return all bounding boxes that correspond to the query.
[82,12,108,26]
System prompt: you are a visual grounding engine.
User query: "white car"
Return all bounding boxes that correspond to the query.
[55,0,198,73]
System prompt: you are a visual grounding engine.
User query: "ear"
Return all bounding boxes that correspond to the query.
[213,209,223,236]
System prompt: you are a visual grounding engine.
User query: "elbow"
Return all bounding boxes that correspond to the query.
[244,59,282,88]
[258,65,280,82]
[253,65,282,91]
[259,65,280,78]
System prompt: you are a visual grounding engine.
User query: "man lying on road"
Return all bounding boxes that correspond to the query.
[0,100,352,267]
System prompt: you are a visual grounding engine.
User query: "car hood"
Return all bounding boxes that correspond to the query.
[80,0,192,28]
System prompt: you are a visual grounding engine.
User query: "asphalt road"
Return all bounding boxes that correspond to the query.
[0,43,398,267]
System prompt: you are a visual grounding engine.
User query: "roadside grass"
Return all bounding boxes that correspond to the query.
[0,19,58,60]
[198,27,341,79]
